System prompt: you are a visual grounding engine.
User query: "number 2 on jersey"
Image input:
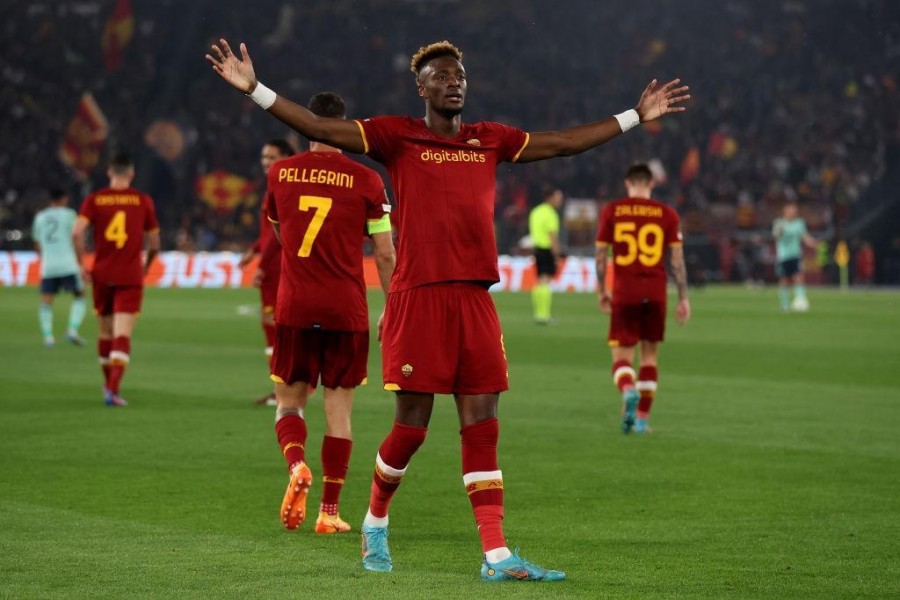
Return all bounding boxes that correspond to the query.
[297,195,333,257]
[104,210,128,249]
[613,221,664,267]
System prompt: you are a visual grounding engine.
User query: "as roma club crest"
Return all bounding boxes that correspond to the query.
[401,364,414,378]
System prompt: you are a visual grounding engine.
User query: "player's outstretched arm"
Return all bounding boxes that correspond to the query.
[517,78,690,163]
[205,39,365,154]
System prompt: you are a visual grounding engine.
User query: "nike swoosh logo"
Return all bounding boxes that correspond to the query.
[503,569,529,580]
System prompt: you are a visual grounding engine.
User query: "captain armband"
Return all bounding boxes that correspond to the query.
[366,213,392,235]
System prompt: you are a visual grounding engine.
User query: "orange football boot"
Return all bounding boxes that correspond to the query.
[281,462,312,530]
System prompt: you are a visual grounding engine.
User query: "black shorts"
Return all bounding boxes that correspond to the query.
[777,258,801,278]
[534,248,557,277]
[40,274,83,295]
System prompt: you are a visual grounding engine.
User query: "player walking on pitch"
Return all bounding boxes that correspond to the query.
[595,164,690,434]
[73,154,160,407]
[238,139,295,406]
[207,37,689,581]
[772,201,817,312]
[32,189,88,347]
[263,93,395,535]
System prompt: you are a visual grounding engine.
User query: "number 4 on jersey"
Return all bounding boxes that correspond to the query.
[297,195,332,257]
[104,210,128,249]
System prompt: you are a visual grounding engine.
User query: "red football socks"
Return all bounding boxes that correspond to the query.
[637,365,659,419]
[320,435,352,515]
[612,359,636,393]
[461,418,506,553]
[368,422,427,518]
[275,413,307,470]
[107,336,131,394]
[98,338,112,385]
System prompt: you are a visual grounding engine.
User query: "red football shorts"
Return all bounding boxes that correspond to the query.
[381,282,509,395]
[259,279,278,316]
[91,282,144,316]
[608,300,667,347]
[271,325,369,389]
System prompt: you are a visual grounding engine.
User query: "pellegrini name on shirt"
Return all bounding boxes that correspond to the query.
[278,168,355,189]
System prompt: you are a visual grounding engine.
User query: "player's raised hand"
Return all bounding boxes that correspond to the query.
[635,78,691,123]
[205,39,257,94]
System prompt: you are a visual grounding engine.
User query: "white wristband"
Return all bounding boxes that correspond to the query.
[247,81,277,110]
[614,109,640,133]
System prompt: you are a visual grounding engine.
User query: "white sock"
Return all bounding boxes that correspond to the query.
[363,509,388,528]
[484,547,512,563]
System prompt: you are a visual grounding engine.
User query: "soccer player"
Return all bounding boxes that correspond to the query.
[206,38,689,582]
[263,92,395,535]
[528,188,564,324]
[238,139,295,406]
[595,164,690,434]
[32,188,87,347]
[772,201,817,312]
[72,154,160,407]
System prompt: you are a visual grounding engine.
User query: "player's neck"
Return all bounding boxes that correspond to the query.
[309,141,341,154]
[424,107,462,138]
[108,178,132,190]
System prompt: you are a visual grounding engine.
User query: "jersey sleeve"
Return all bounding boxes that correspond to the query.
[78,195,96,224]
[354,116,401,163]
[143,195,160,232]
[487,121,529,163]
[365,174,392,235]
[596,204,613,246]
[266,172,280,223]
[666,207,684,247]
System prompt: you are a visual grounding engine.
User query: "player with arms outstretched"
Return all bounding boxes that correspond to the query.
[595,164,690,434]
[73,154,160,407]
[238,139,295,405]
[206,37,689,581]
[264,92,395,535]
[32,189,87,347]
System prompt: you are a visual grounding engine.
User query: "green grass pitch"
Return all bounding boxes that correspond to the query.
[1,286,898,598]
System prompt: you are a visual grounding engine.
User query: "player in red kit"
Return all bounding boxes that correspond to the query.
[264,92,395,535]
[595,164,691,434]
[207,38,689,581]
[72,154,161,407]
[238,139,295,406]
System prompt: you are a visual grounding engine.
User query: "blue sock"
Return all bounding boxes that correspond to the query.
[778,286,790,311]
[68,298,86,333]
[39,303,53,338]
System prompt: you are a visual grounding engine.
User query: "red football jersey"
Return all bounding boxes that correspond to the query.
[256,191,282,278]
[354,116,528,292]
[596,197,683,304]
[79,187,159,286]
[266,151,388,331]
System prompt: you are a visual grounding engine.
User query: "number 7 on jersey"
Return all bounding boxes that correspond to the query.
[296,195,333,257]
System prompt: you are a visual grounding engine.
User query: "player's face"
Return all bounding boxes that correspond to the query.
[418,56,467,115]
[784,203,798,219]
[260,145,284,174]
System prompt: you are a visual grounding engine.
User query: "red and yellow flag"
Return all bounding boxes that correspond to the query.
[679,146,701,185]
[195,171,256,214]
[58,93,109,180]
[101,0,134,71]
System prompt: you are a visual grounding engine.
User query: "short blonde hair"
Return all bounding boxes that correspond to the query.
[410,41,463,80]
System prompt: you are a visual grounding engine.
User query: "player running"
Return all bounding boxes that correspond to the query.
[595,163,690,434]
[206,37,689,581]
[73,154,160,407]
[32,188,87,347]
[264,92,395,535]
[238,139,295,406]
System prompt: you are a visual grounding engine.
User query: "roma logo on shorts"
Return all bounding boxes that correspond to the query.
[401,363,413,378]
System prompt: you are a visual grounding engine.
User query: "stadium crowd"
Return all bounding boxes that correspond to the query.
[1,0,898,280]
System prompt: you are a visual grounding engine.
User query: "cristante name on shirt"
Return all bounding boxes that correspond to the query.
[420,148,487,164]
[277,167,355,189]
[614,204,664,218]
[95,194,141,206]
